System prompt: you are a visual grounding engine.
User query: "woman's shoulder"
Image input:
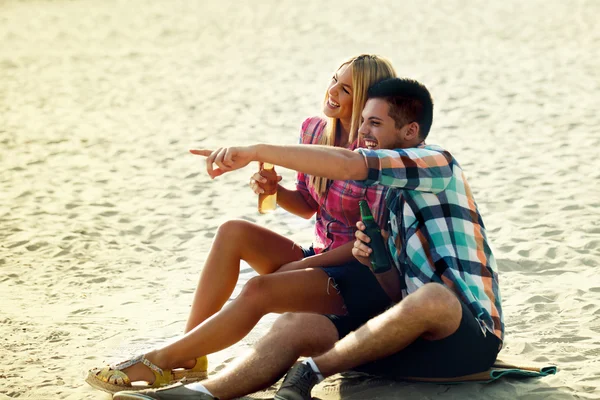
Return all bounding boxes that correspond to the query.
[299,116,327,144]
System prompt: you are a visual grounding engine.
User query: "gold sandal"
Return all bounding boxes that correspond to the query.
[85,354,208,394]
[173,355,208,382]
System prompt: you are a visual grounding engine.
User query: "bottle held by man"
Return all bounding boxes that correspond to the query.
[359,200,391,273]
[258,163,278,214]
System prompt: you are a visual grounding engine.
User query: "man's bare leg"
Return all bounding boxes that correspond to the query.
[313,283,462,377]
[202,313,338,400]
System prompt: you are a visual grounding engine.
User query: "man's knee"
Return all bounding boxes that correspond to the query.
[269,313,338,356]
[248,313,306,357]
[272,313,305,332]
[416,283,458,308]
[387,283,461,330]
[406,283,462,339]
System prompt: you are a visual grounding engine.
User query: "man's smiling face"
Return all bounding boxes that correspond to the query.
[359,98,402,150]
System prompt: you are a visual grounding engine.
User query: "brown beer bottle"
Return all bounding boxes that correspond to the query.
[258,163,277,214]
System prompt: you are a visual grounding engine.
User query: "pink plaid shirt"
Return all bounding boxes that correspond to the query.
[296,117,388,254]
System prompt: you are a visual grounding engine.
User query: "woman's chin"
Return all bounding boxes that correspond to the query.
[322,107,336,118]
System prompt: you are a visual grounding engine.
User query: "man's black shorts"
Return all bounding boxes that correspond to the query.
[322,261,501,379]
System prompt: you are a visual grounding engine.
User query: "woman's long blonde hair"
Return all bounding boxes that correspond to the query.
[311,54,397,196]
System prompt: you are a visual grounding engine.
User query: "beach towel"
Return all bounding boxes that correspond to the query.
[243,355,557,399]
[399,354,558,383]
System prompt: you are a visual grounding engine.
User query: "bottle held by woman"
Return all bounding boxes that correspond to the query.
[258,163,278,213]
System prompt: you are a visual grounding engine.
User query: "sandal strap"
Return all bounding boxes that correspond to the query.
[110,354,165,377]
[140,355,165,377]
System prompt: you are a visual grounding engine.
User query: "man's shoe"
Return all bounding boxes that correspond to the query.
[274,363,318,400]
[113,382,218,400]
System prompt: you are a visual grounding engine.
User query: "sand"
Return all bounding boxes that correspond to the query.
[1,0,599,399]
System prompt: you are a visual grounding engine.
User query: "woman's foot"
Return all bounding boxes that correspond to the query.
[117,350,165,384]
[120,351,204,384]
[85,353,174,394]
[85,352,208,394]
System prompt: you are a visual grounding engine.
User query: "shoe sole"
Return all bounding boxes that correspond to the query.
[113,393,155,400]
[274,394,304,400]
[85,370,208,394]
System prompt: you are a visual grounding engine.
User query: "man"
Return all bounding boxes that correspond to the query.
[114,78,503,400]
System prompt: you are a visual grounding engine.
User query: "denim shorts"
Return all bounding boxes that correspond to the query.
[321,260,393,319]
[300,248,393,329]
[300,245,316,259]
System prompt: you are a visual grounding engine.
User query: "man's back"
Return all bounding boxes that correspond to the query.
[357,144,504,342]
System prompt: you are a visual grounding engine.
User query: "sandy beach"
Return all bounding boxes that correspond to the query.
[1,0,599,399]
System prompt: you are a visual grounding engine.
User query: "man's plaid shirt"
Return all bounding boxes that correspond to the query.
[356,144,504,342]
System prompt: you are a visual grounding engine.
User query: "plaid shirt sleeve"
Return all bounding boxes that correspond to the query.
[355,146,454,193]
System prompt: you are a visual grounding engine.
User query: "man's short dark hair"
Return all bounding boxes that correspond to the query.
[367,78,434,140]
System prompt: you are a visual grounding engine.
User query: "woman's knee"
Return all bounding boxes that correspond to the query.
[236,276,271,312]
[213,220,261,257]
[215,219,256,241]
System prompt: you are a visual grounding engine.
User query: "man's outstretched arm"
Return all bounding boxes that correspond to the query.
[190,144,368,181]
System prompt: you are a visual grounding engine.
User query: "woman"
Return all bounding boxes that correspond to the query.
[86,54,396,394]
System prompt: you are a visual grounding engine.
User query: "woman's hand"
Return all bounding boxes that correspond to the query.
[249,164,282,195]
[352,221,373,267]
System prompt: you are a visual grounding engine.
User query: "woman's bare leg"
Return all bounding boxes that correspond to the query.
[185,219,305,333]
[120,220,306,378]
[127,268,345,383]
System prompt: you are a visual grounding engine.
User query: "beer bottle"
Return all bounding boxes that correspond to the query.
[258,163,277,214]
[358,200,391,273]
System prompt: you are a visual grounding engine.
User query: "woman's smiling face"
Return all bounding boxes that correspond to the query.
[323,64,353,126]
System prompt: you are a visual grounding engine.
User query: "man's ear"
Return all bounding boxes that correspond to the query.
[404,122,421,141]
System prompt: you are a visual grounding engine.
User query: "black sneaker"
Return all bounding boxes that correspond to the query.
[274,363,318,400]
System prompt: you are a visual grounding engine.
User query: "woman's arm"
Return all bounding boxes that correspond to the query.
[276,185,317,219]
[277,241,355,272]
[250,170,317,219]
[273,116,322,219]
